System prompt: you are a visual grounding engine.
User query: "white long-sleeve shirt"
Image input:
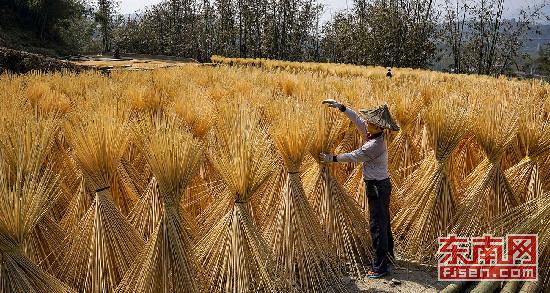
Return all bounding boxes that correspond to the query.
[336,108,390,181]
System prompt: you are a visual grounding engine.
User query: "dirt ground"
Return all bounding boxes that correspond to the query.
[343,263,449,293]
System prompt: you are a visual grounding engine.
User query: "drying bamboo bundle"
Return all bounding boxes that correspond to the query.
[495,196,550,291]
[0,119,73,293]
[103,127,148,216]
[449,135,484,194]
[117,118,203,293]
[127,177,163,241]
[119,141,153,201]
[53,109,144,292]
[333,121,363,186]
[49,135,83,221]
[0,115,60,183]
[392,98,470,263]
[0,116,68,270]
[59,178,90,231]
[451,102,521,236]
[387,94,424,187]
[504,104,550,201]
[266,101,344,292]
[25,81,72,117]
[254,165,287,230]
[305,106,372,278]
[173,91,222,219]
[196,102,284,293]
[173,94,215,139]
[23,213,65,271]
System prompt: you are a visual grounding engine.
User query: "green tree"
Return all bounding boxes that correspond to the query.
[95,0,118,53]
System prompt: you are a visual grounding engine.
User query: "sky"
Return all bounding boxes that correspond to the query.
[117,0,544,22]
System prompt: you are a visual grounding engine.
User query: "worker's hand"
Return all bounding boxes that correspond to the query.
[319,153,335,163]
[322,99,343,109]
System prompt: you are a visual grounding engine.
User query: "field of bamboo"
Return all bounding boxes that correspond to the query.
[0,58,549,292]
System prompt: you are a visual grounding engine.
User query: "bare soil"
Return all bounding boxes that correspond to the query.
[343,263,450,293]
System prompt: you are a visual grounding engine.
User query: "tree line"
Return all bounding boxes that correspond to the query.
[1,0,547,75]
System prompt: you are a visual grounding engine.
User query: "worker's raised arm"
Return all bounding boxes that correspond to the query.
[322,99,368,139]
[342,107,368,139]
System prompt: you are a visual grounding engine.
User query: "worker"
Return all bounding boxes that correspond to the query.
[386,67,392,78]
[320,99,400,279]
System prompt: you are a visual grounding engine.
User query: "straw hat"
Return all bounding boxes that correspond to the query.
[359,104,400,131]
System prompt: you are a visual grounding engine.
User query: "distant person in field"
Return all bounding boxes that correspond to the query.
[320,100,400,279]
[386,67,392,78]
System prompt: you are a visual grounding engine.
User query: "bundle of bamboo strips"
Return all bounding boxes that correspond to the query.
[266,100,344,292]
[127,177,163,241]
[495,195,550,291]
[117,117,203,293]
[306,106,372,278]
[449,135,484,194]
[174,94,220,219]
[59,179,90,232]
[52,108,144,292]
[0,117,73,292]
[195,102,284,292]
[387,95,424,187]
[392,98,470,263]
[0,116,68,271]
[504,103,550,201]
[452,101,521,236]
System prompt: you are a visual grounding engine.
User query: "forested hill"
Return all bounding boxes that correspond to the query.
[0,0,93,56]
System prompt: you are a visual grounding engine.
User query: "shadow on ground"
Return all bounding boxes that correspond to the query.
[344,262,452,293]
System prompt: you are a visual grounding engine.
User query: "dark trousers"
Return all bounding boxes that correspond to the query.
[365,178,395,273]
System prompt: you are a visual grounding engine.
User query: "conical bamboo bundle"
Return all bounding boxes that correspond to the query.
[449,135,484,194]
[59,178,91,231]
[53,109,144,292]
[23,213,65,271]
[333,123,362,183]
[0,116,67,268]
[49,135,82,221]
[387,94,424,187]
[305,106,372,278]
[117,118,203,293]
[0,118,73,292]
[174,91,224,219]
[127,177,163,241]
[196,102,284,293]
[392,98,470,263]
[452,102,521,236]
[504,103,550,201]
[266,100,344,292]
[495,195,550,291]
[120,146,151,195]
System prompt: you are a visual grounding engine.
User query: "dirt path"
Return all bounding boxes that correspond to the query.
[344,264,449,292]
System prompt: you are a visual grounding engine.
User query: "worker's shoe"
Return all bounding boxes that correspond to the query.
[367,270,388,279]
